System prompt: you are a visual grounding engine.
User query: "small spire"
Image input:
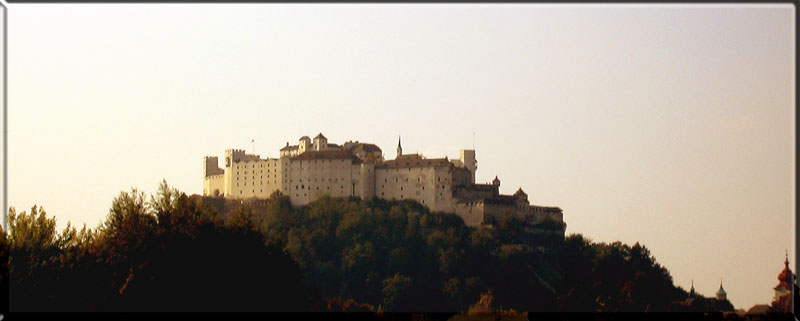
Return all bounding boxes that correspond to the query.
[396,135,403,159]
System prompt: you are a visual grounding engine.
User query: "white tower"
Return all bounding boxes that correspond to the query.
[460,149,477,183]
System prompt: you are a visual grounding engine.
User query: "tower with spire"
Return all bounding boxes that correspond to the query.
[396,135,403,159]
[716,278,727,301]
[773,251,793,302]
[770,251,794,312]
[689,279,695,298]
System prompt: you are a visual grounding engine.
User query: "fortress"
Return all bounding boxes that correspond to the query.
[203,133,564,231]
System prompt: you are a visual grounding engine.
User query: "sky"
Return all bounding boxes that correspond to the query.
[2,4,795,311]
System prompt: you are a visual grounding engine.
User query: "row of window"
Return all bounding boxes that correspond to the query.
[236,181,278,186]
[235,162,278,169]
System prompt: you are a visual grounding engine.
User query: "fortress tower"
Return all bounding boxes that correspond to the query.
[460,150,477,184]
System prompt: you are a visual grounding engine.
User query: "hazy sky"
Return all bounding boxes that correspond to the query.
[3,4,794,310]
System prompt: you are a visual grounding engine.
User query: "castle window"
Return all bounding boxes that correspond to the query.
[422,186,424,190]
[240,191,242,194]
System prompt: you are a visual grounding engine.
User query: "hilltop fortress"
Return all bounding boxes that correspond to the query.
[203,133,564,230]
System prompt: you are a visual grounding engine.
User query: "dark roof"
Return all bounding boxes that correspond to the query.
[291,150,361,163]
[300,136,310,141]
[353,143,381,153]
[467,184,498,192]
[280,145,299,151]
[530,205,562,212]
[746,305,770,314]
[314,133,327,140]
[377,155,452,169]
[483,195,516,206]
[514,188,527,196]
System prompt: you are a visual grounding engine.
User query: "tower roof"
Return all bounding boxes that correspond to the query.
[774,252,793,290]
[315,133,327,140]
[717,280,726,296]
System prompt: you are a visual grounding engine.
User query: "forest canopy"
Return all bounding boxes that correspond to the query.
[2,181,735,313]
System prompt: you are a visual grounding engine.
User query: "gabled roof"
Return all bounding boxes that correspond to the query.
[314,133,327,140]
[377,155,452,169]
[353,143,382,153]
[290,150,361,163]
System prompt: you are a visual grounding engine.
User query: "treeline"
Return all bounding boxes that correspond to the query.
[2,181,734,312]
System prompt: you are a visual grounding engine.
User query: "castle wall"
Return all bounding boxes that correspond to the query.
[285,157,357,206]
[203,174,224,197]
[454,201,485,227]
[375,166,443,209]
[226,157,283,199]
[483,203,519,224]
[359,163,376,200]
[431,166,456,213]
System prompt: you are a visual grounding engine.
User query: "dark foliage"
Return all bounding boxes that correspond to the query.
[6,181,312,312]
[4,182,736,313]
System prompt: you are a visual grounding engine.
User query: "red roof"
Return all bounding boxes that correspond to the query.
[774,256,793,290]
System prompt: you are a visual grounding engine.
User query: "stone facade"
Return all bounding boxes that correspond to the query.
[203,133,564,231]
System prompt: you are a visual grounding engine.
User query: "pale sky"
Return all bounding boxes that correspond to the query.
[2,4,794,311]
